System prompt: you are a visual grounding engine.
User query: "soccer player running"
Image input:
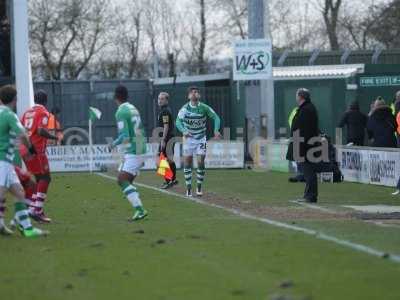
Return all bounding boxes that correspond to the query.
[0,85,47,237]
[20,90,59,223]
[109,85,148,221]
[14,166,37,209]
[176,86,221,197]
[157,92,178,189]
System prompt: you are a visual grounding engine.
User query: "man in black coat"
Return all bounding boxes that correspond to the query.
[286,88,323,203]
[367,100,397,148]
[338,101,367,146]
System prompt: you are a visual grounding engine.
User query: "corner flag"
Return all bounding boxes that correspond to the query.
[157,153,173,181]
[88,107,102,173]
[89,107,102,121]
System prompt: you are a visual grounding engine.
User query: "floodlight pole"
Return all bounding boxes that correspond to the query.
[12,0,34,116]
[247,0,275,140]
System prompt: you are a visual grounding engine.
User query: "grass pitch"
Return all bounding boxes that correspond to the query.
[1,170,400,300]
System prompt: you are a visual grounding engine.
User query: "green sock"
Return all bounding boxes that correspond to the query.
[14,202,33,230]
[184,168,192,189]
[135,206,144,213]
[197,168,205,187]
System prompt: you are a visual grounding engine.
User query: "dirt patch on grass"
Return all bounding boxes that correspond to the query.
[163,185,353,222]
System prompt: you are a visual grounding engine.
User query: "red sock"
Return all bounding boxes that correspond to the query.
[35,180,50,213]
[23,182,36,207]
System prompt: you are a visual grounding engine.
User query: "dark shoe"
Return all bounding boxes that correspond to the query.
[296,198,317,203]
[170,179,179,187]
[305,198,317,203]
[297,176,306,182]
[289,177,299,183]
[160,182,170,189]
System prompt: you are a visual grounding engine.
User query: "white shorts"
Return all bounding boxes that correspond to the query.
[118,154,145,176]
[0,161,20,189]
[183,137,207,156]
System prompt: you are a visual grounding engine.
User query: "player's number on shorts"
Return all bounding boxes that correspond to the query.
[199,143,206,150]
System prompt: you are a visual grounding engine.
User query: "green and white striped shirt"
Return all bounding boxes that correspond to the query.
[0,105,25,163]
[176,102,221,140]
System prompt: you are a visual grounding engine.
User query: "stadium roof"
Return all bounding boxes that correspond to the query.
[273,64,365,81]
[155,64,365,85]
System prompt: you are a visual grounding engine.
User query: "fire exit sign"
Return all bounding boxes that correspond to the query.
[360,76,400,87]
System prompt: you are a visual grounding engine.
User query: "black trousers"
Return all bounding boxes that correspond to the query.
[299,162,321,201]
[397,177,400,190]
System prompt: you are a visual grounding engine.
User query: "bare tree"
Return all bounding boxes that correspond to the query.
[117,4,144,78]
[198,0,207,74]
[30,0,112,80]
[369,0,400,49]
[268,0,327,51]
[158,0,183,77]
[210,0,247,41]
[178,0,210,75]
[338,1,377,50]
[143,0,160,56]
[320,0,342,50]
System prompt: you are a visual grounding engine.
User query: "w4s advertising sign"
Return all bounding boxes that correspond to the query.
[233,39,272,81]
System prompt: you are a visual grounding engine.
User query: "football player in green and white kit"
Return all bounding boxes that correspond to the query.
[176,86,221,197]
[0,85,47,237]
[109,85,148,221]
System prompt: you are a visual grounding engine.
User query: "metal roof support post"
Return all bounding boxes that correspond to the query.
[372,45,383,64]
[308,48,321,66]
[340,49,352,64]
[277,49,290,67]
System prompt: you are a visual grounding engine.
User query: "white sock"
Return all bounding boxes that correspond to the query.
[127,192,143,208]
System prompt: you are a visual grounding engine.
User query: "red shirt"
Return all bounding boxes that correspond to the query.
[21,105,50,154]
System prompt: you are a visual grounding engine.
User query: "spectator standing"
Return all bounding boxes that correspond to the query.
[391,92,400,196]
[0,18,11,76]
[395,97,400,147]
[338,101,367,146]
[367,99,397,148]
[286,88,321,203]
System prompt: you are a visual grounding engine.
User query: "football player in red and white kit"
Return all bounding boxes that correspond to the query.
[14,166,36,207]
[20,90,60,223]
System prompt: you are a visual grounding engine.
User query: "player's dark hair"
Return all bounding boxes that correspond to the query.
[297,88,311,101]
[114,85,128,102]
[0,84,17,105]
[34,90,48,105]
[187,86,200,94]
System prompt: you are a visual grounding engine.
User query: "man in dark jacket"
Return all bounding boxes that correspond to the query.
[157,92,178,189]
[338,101,367,146]
[367,100,397,148]
[286,88,322,203]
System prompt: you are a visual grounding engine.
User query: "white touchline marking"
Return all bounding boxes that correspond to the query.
[289,200,337,214]
[344,205,400,214]
[291,202,400,230]
[96,173,400,264]
[366,221,400,229]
